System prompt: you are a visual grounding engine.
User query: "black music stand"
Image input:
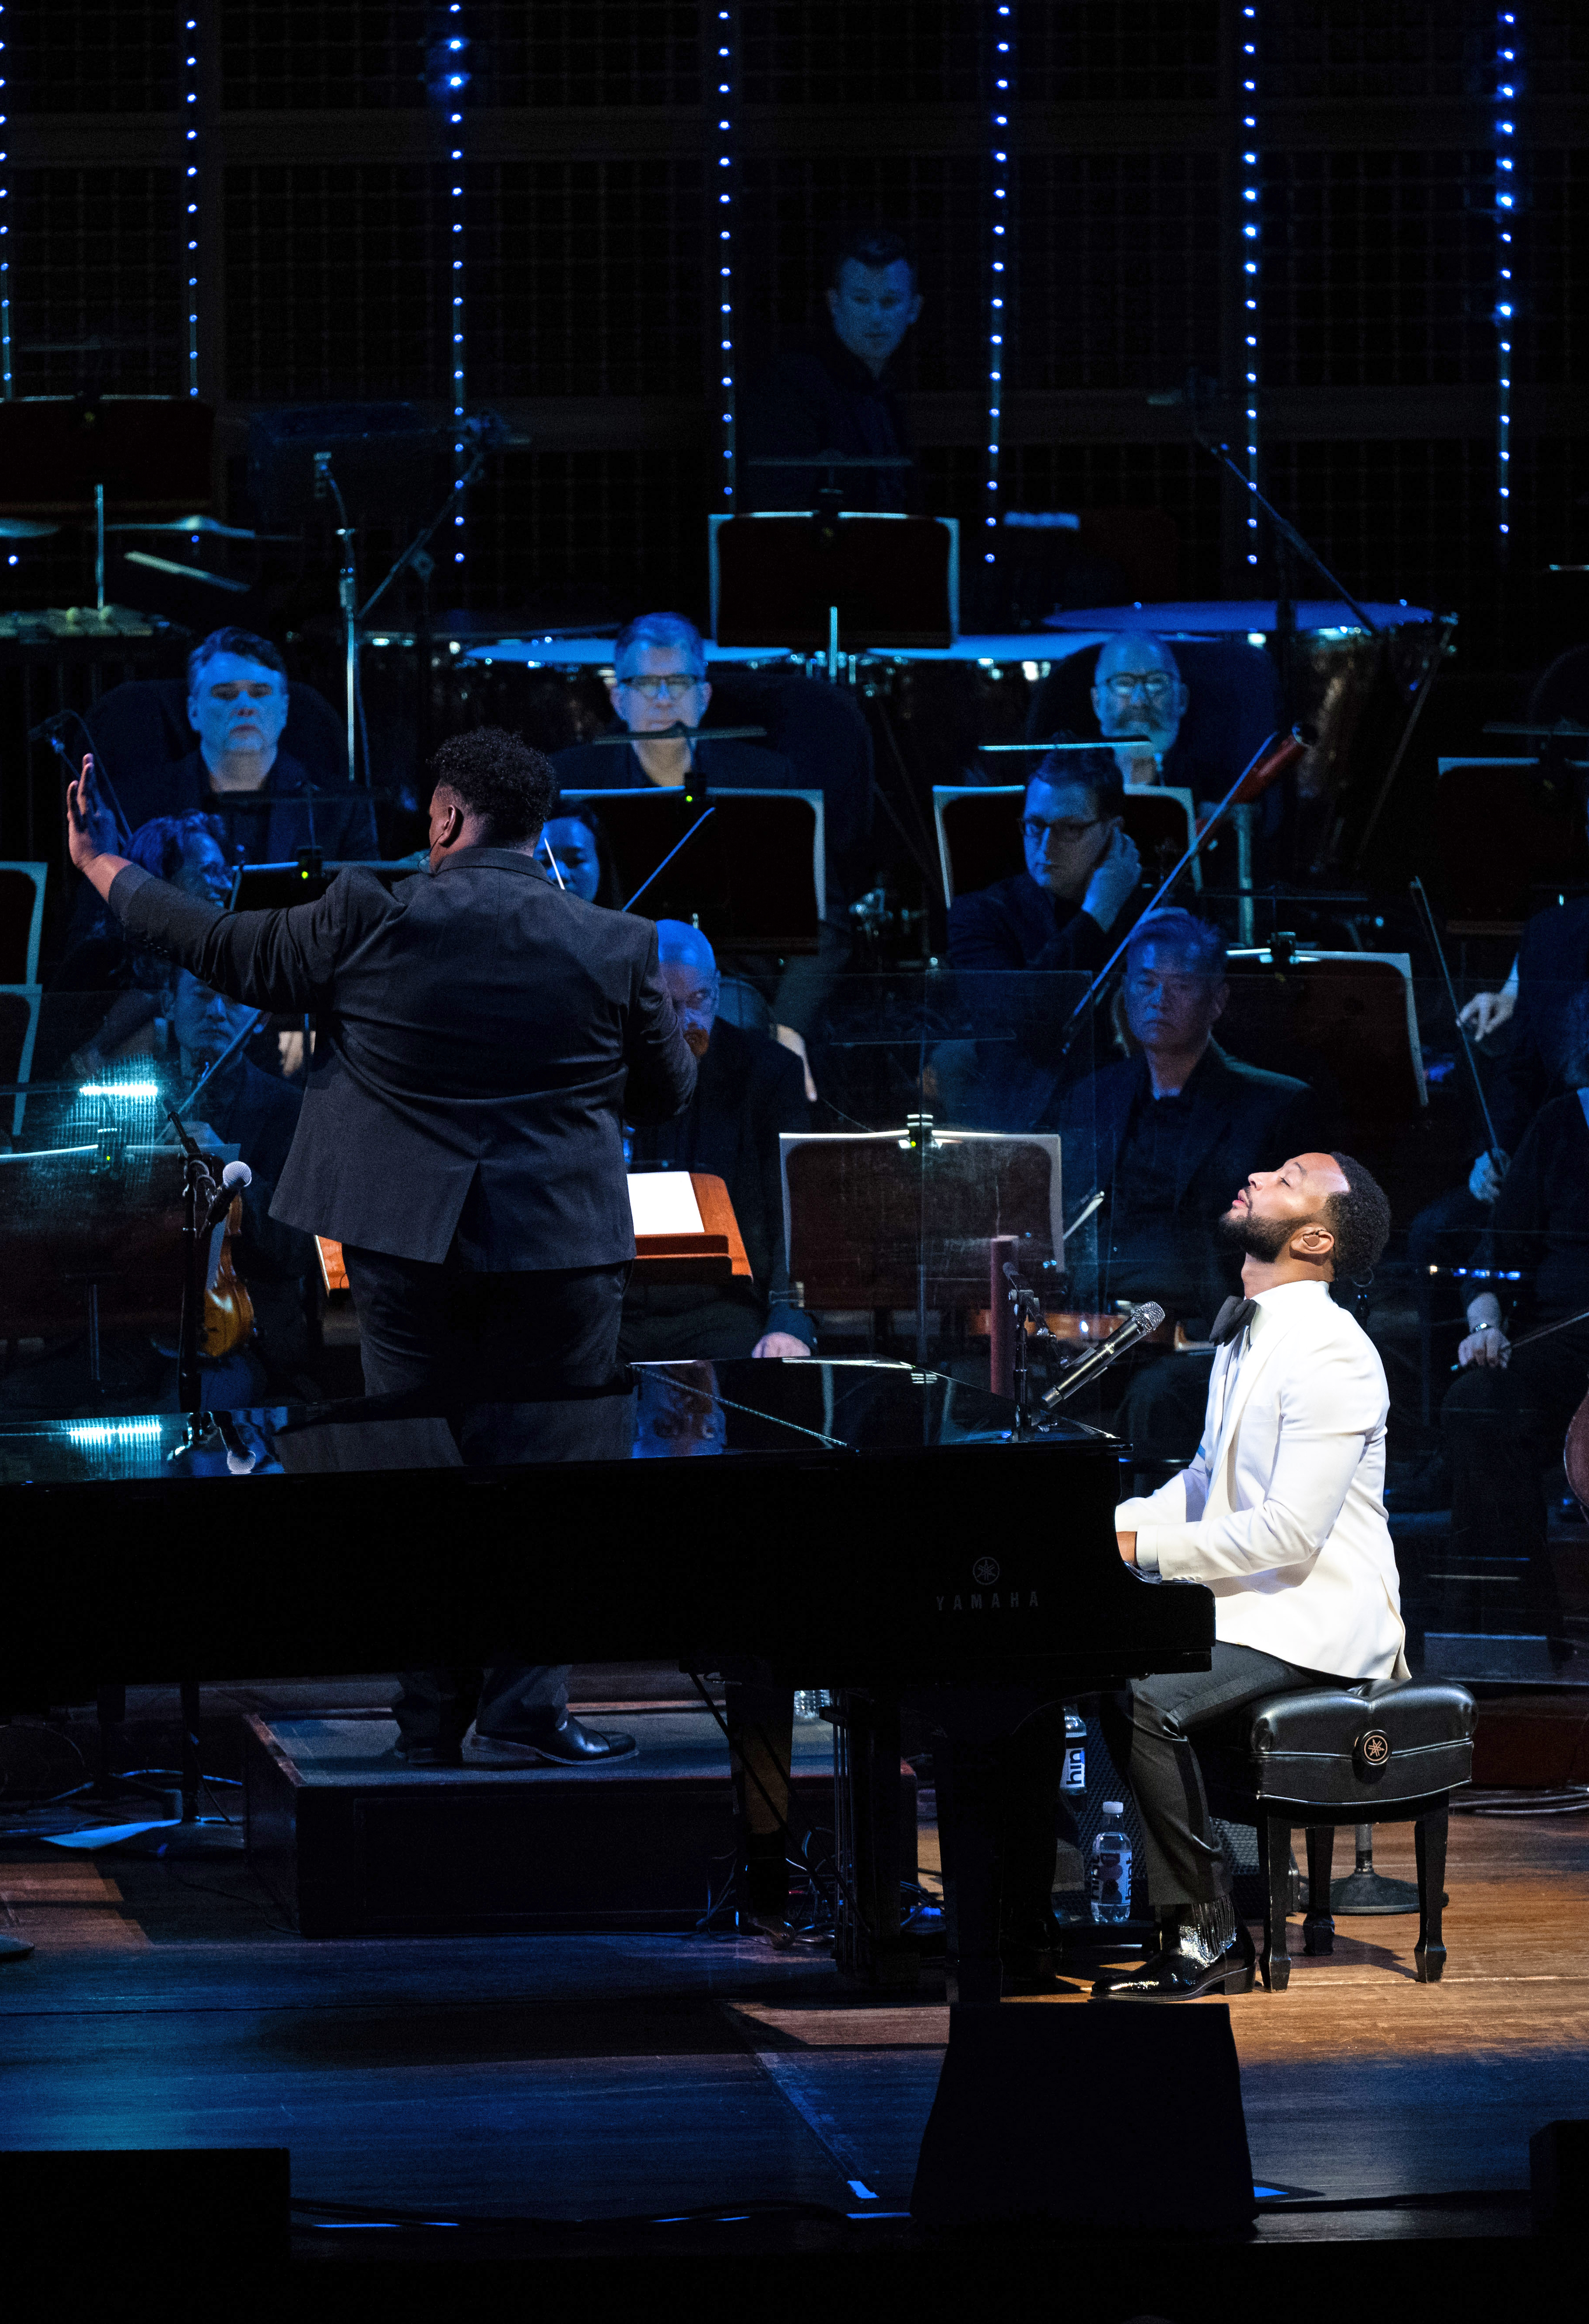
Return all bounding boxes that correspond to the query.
[561,788,825,952]
[228,857,411,912]
[709,511,958,652]
[779,1123,1062,1367]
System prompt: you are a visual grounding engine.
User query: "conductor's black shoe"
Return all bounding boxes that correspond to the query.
[389,1738,463,1767]
[468,1715,637,1766]
[1093,1922,1255,2001]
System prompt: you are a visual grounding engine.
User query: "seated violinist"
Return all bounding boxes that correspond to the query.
[622,921,814,1363]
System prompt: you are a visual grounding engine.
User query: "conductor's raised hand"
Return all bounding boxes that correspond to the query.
[66,755,129,900]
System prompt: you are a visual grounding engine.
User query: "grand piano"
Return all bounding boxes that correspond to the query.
[0,1358,1213,2003]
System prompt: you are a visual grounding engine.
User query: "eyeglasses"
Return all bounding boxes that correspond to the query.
[1099,673,1175,703]
[615,672,700,700]
[1023,815,1104,845]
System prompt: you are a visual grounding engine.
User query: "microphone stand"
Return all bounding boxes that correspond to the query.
[164,1104,242,1420]
[1409,876,1503,1162]
[1041,1301,1166,1410]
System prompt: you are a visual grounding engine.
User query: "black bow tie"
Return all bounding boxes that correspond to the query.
[1211,1296,1257,1348]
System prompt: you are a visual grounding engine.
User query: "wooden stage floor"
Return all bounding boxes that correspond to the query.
[1,1764,1585,2290]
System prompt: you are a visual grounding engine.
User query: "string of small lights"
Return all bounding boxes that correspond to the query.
[0,2,11,401]
[1239,4,1259,568]
[441,4,469,570]
[714,6,736,506]
[986,4,1011,568]
[1492,7,1520,542]
[182,18,199,396]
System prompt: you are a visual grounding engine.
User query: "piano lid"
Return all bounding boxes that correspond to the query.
[0,1360,1114,1487]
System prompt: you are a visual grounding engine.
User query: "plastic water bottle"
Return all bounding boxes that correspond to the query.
[1089,1801,1133,1924]
[793,1689,831,1723]
[1061,1709,1087,1797]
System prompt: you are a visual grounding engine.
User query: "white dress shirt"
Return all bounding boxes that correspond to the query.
[1115,1277,1408,1682]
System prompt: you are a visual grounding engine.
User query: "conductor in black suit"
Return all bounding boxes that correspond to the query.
[67,728,698,1401]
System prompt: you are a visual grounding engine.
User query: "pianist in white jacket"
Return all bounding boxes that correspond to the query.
[1098,1148,1405,2001]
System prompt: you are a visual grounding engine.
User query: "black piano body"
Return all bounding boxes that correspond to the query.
[0,1360,1214,2001]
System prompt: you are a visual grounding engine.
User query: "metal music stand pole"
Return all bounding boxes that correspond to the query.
[313,454,359,781]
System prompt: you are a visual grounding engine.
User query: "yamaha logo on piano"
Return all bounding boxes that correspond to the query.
[971,1557,1000,1585]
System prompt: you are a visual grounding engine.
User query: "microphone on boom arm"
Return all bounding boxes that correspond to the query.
[1041,1302,1166,1410]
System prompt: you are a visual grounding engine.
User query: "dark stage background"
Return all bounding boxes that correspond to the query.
[0,0,1582,667]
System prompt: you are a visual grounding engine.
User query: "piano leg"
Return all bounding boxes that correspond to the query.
[932,1721,1006,2008]
[837,1690,917,1988]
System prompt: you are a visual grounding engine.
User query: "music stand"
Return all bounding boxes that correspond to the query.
[560,788,824,952]
[0,396,215,614]
[709,512,959,655]
[228,858,411,912]
[779,1125,1062,1367]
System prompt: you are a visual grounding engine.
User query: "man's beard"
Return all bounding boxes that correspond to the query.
[683,1025,711,1059]
[1216,1205,1295,1263]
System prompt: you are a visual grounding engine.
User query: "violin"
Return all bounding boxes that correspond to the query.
[200,1193,255,1361]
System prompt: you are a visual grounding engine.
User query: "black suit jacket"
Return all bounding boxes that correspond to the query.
[1058,1042,1330,1324]
[1490,896,1589,1154]
[110,849,696,1267]
[626,1017,814,1342]
[120,750,380,867]
[946,871,1113,1129]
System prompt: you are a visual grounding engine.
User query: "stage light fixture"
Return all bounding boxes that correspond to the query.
[715,8,736,503]
[985,7,1012,566]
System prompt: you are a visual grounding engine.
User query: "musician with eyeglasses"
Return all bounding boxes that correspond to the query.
[947,744,1142,1129]
[1088,629,1253,812]
[549,611,799,797]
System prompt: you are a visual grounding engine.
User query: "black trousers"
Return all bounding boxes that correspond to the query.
[1101,1643,1339,1920]
[392,1660,570,1750]
[342,1244,630,1398]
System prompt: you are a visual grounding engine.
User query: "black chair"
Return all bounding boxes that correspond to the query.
[1203,1678,1476,1992]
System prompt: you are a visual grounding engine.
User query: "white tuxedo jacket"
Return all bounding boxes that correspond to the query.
[1115,1278,1408,1683]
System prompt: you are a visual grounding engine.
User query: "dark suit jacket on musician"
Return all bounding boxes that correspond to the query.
[550,735,799,795]
[107,849,697,1268]
[626,1017,815,1346]
[125,750,379,868]
[946,869,1113,1130]
[1058,1041,1329,1330]
[1490,895,1589,1155]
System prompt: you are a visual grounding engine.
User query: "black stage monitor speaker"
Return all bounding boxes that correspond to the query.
[0,2148,289,2288]
[911,2003,1256,2231]
[247,403,444,528]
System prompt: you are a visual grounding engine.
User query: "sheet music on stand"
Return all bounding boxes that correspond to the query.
[709,512,959,652]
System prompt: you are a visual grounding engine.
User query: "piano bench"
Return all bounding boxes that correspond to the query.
[1203,1678,1477,1993]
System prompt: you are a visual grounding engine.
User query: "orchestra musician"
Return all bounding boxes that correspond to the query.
[53,810,237,1079]
[946,745,1141,1130]
[738,225,921,514]
[110,628,379,869]
[1100,1151,1402,1999]
[1439,989,1589,1648]
[536,799,623,907]
[623,921,814,1362]
[1060,908,1329,1453]
[550,612,798,796]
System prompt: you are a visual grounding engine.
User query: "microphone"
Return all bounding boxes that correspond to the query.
[1228,728,1308,806]
[1041,1301,1166,1410]
[203,1157,253,1231]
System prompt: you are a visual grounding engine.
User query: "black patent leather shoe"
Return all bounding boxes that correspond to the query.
[468,1716,637,1766]
[1093,1921,1255,2000]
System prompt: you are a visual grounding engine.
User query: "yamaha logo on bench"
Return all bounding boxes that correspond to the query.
[1356,1728,1392,1772]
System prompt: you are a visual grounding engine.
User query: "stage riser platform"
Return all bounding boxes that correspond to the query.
[243,1713,915,1938]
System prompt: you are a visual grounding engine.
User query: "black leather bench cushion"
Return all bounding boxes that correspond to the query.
[1245,1679,1476,1809]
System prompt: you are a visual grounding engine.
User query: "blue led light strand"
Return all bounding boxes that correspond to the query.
[182,18,199,395]
[1239,5,1259,566]
[985,6,1011,565]
[715,7,736,503]
[1493,8,1520,540]
[0,3,11,400]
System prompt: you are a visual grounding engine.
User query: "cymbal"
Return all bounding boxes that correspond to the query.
[106,515,293,541]
[0,518,58,539]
